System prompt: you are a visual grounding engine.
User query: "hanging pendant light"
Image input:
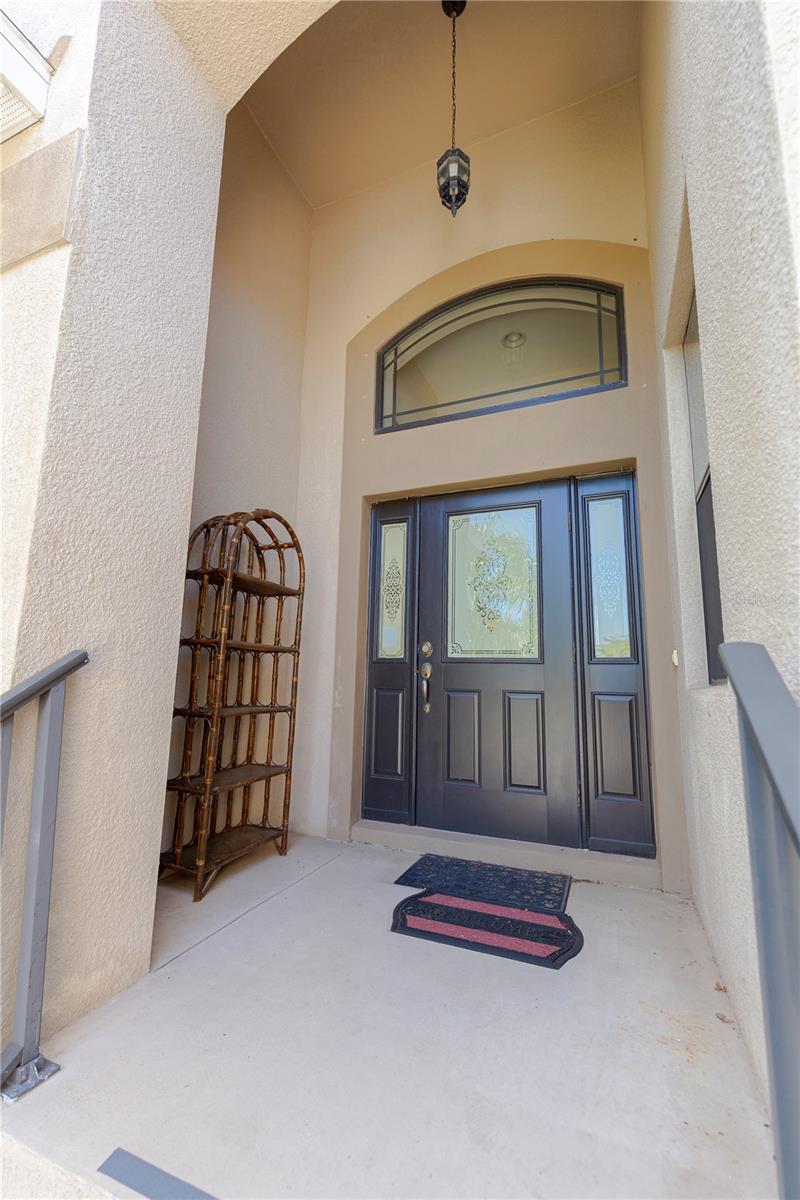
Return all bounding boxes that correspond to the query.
[436,0,470,217]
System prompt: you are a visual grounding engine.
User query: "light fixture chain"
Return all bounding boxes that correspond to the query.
[436,2,469,218]
[451,12,457,149]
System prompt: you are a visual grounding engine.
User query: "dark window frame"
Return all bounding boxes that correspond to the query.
[682,293,726,684]
[442,496,545,665]
[375,277,628,434]
[582,489,638,666]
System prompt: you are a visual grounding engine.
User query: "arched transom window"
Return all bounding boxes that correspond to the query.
[377,278,625,432]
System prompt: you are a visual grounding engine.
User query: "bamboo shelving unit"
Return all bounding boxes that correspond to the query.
[161,510,305,900]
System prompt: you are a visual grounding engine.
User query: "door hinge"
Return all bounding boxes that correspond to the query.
[567,511,572,533]
[577,779,582,807]
[572,641,576,664]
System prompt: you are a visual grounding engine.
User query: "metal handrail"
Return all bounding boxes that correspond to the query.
[0,650,89,720]
[0,649,89,1103]
[719,642,799,1200]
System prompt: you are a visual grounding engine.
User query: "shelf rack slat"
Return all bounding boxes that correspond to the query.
[168,762,288,795]
[174,704,292,719]
[162,824,282,874]
[186,567,300,598]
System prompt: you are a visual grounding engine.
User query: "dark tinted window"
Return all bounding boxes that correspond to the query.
[683,293,726,683]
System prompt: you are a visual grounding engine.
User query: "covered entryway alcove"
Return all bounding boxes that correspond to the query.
[181,1,690,894]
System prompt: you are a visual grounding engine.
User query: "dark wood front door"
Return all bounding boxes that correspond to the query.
[362,474,655,857]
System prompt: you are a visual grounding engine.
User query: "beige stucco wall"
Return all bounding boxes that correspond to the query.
[291,79,651,839]
[155,0,337,113]
[191,101,312,528]
[639,0,800,1093]
[1,0,100,689]
[1,1,100,1048]
[1,0,226,1043]
[1,0,330,1041]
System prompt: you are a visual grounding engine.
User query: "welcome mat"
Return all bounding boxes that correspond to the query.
[392,855,582,970]
[394,853,571,912]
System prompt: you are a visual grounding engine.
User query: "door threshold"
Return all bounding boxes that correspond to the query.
[351,819,663,891]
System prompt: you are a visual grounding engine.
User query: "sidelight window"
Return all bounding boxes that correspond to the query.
[377,521,408,659]
[377,279,625,432]
[586,495,633,660]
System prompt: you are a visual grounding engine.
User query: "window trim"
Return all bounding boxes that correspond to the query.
[582,489,638,665]
[443,497,544,664]
[374,276,628,434]
[681,290,726,685]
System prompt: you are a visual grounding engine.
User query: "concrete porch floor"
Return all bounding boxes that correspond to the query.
[3,836,776,1199]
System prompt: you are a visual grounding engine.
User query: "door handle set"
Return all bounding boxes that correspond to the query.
[418,660,432,713]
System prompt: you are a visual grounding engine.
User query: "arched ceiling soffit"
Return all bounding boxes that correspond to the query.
[242,1,641,208]
[155,0,338,113]
[348,240,649,349]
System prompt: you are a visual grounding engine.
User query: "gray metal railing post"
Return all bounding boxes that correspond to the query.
[0,650,89,1103]
[17,682,66,1057]
[719,642,799,1200]
[1,712,13,845]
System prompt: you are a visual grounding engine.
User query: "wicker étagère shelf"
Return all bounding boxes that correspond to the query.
[161,509,305,900]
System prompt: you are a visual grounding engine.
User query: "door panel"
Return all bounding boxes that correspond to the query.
[415,481,580,846]
[446,691,480,784]
[371,689,405,778]
[576,476,655,855]
[504,692,545,792]
[593,694,638,797]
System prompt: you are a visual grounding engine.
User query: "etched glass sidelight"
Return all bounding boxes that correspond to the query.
[378,522,407,658]
[447,506,539,658]
[587,496,632,659]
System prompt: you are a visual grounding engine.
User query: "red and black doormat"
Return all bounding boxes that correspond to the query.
[392,854,583,969]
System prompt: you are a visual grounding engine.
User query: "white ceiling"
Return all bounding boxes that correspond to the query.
[244,1,640,208]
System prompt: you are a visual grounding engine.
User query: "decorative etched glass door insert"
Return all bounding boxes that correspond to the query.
[378,521,407,659]
[447,506,539,658]
[587,496,632,659]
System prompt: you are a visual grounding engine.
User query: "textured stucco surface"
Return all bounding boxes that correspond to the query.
[191,101,312,528]
[0,129,83,270]
[1,1,99,690]
[1,246,70,687]
[291,80,649,841]
[0,0,333,1043]
[2,0,225,1039]
[155,0,336,112]
[1,9,102,1042]
[640,0,800,1093]
[764,0,800,259]
[1,0,342,1040]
